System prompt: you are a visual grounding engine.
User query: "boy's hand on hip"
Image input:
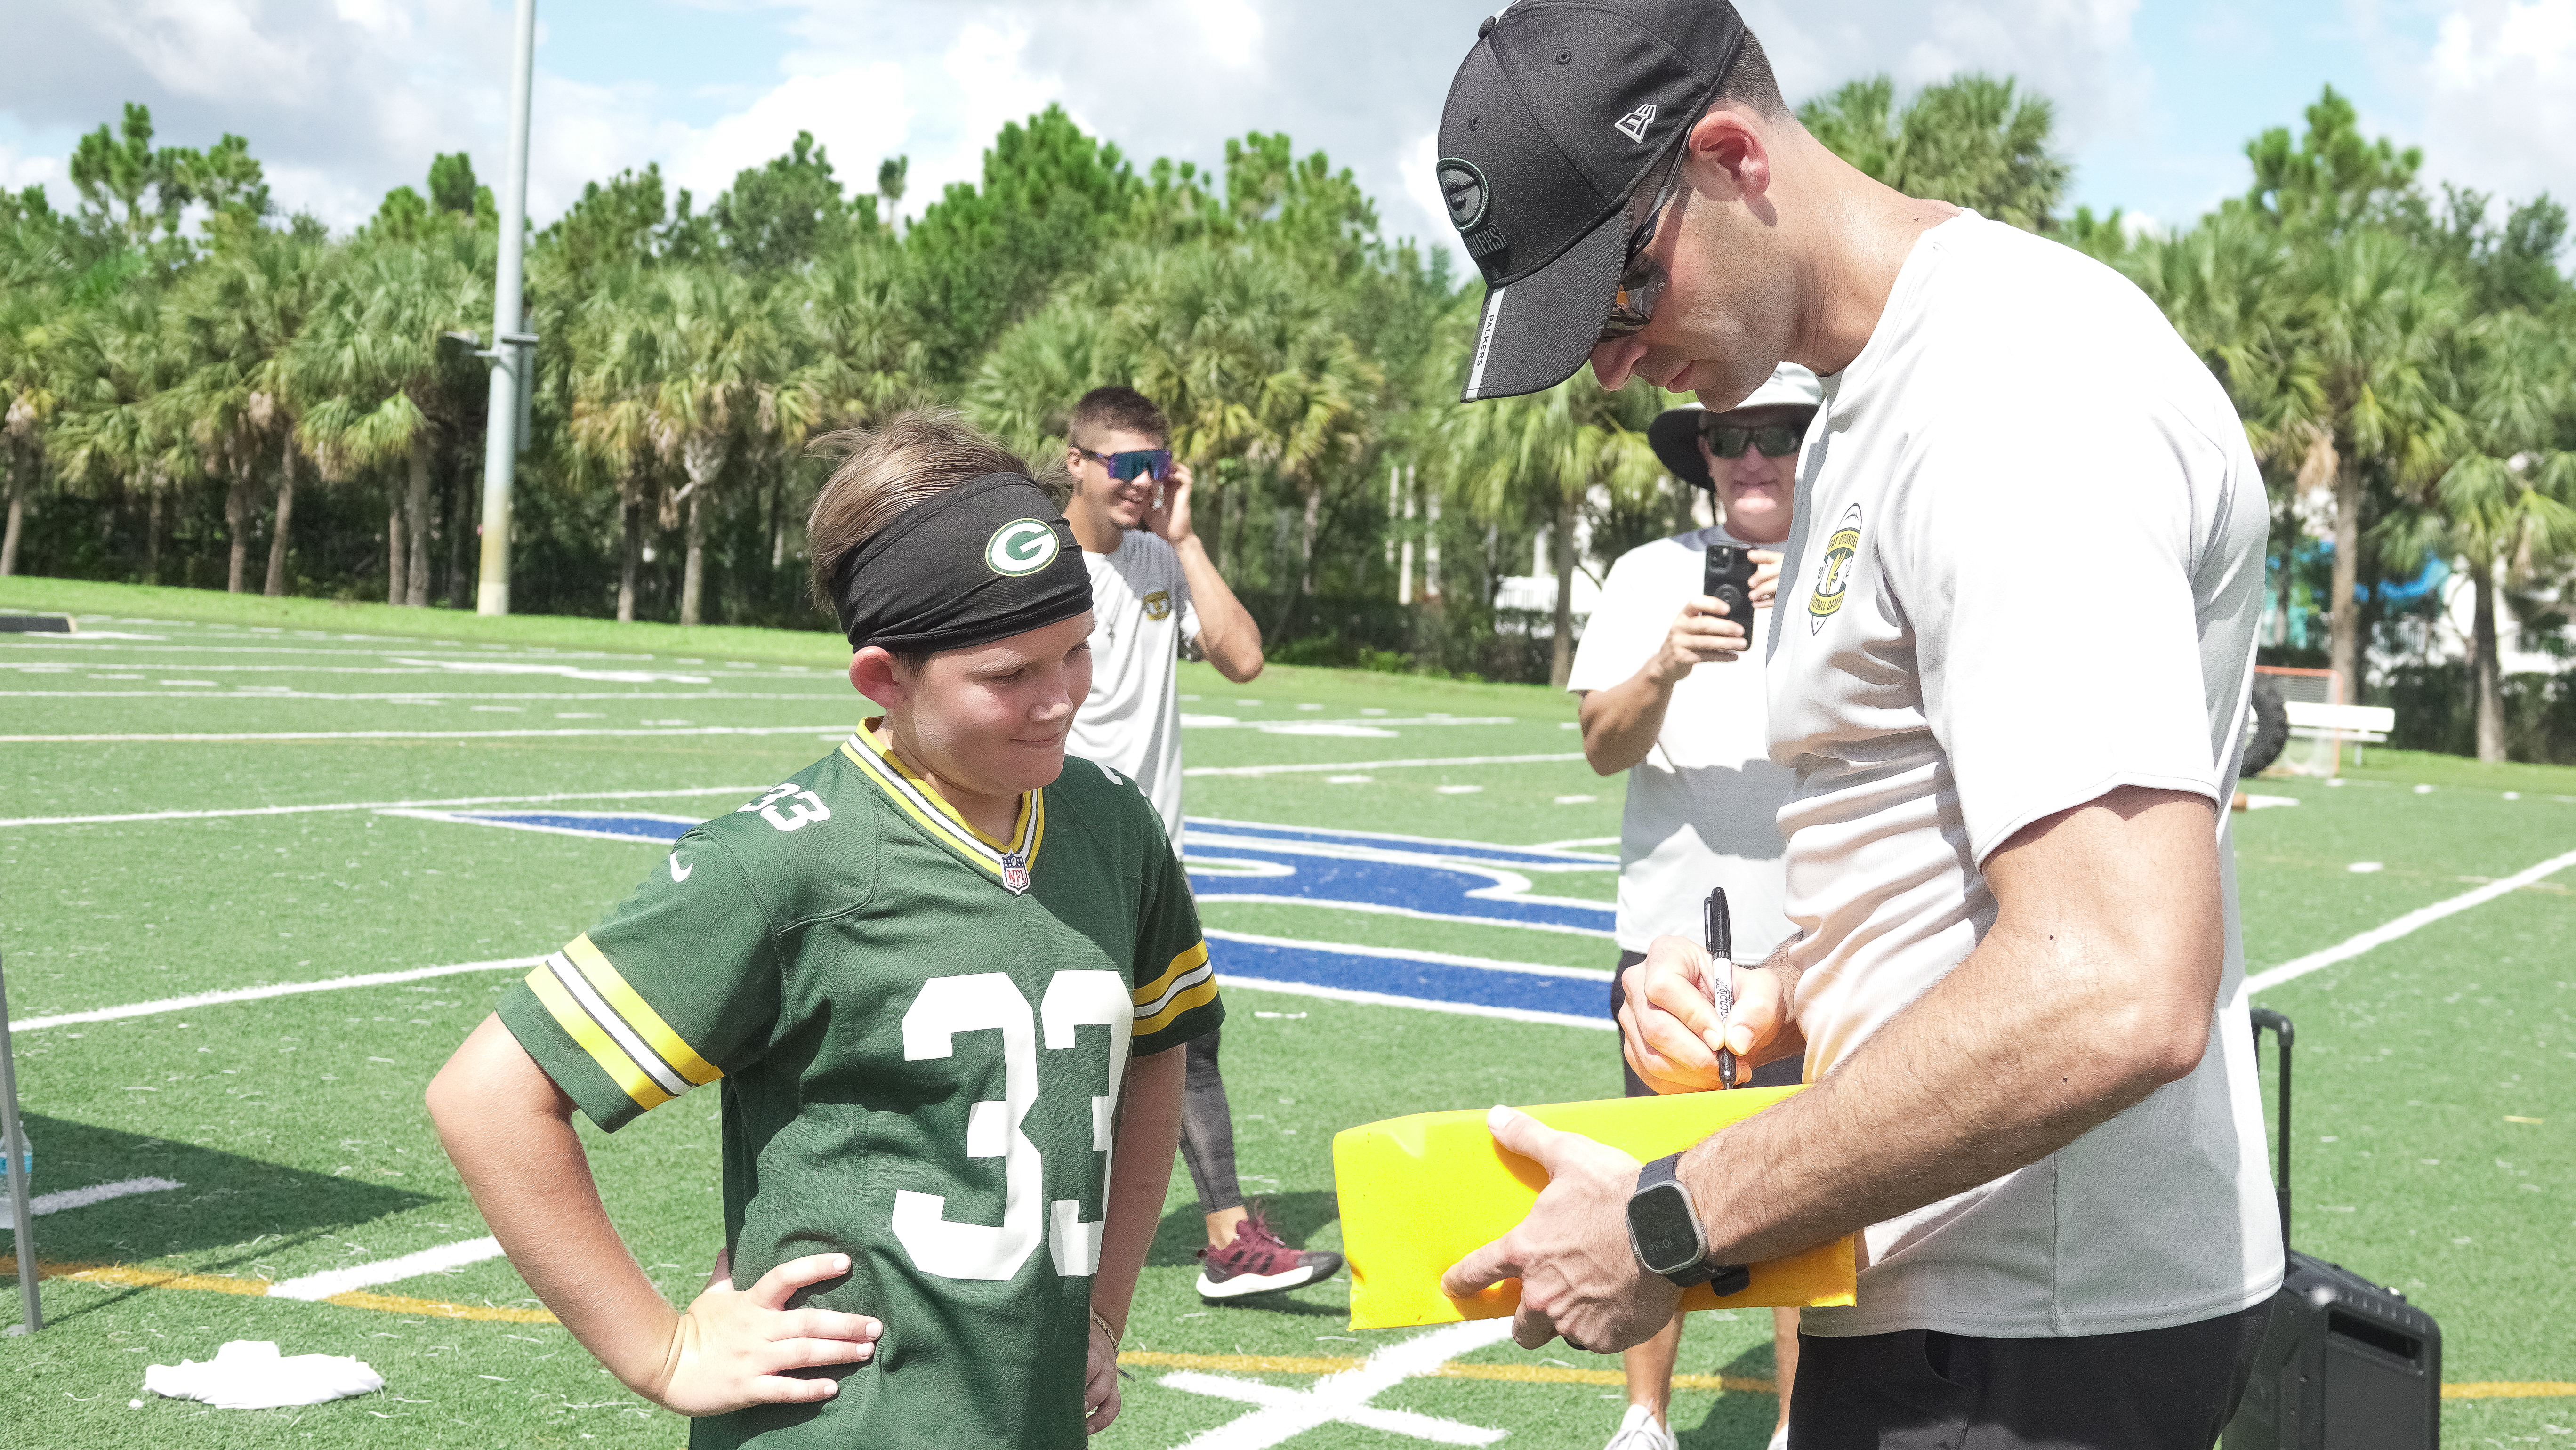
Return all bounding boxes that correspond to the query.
[644,1251,881,1416]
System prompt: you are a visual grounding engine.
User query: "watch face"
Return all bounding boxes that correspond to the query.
[1626,1179,1703,1276]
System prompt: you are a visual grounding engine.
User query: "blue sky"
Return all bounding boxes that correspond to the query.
[3,0,2570,262]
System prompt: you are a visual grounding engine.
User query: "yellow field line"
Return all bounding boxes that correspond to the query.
[16,1259,2568,1399]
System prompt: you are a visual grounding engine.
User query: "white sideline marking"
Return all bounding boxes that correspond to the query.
[0,724,849,743]
[0,784,766,828]
[1161,1319,1512,1447]
[266,1237,506,1301]
[1185,752,1586,779]
[2246,845,2576,995]
[0,1177,185,1220]
[1218,972,1612,1032]
[16,957,544,1033]
[1200,894,1615,940]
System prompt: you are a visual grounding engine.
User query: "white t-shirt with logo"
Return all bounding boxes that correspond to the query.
[1067,531,1201,845]
[1565,527,1797,958]
[1765,212,2281,1340]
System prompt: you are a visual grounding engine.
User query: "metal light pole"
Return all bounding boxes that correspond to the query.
[475,0,539,616]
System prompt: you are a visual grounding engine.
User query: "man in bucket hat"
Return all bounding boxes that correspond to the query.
[1572,362,1819,1450]
[1432,3,2280,1446]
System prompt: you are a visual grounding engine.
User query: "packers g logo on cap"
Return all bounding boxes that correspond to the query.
[985,518,1061,576]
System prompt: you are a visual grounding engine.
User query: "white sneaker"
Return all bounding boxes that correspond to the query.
[1766,1423,1791,1450]
[1604,1403,1677,1450]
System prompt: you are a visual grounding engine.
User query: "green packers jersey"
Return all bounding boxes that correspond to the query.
[496,721,1221,1450]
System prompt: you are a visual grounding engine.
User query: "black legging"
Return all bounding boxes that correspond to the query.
[1176,1029,1243,1217]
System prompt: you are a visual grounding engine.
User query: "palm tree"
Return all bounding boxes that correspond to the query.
[2417,312,2576,759]
[641,264,781,626]
[566,262,672,623]
[290,231,487,605]
[2280,230,2465,698]
[1799,74,2071,232]
[45,286,192,582]
[168,221,337,594]
[1439,360,1666,688]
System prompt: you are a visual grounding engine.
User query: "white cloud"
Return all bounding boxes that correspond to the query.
[2413,0,2576,205]
[0,142,58,195]
[1742,0,2148,151]
[664,64,913,205]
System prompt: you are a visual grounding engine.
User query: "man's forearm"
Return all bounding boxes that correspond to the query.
[1579,668,1678,775]
[1682,790,2225,1266]
[1095,1047,1186,1331]
[1175,535,1263,681]
[428,1015,681,1389]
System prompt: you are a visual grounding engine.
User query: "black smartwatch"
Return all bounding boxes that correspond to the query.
[1625,1153,1752,1294]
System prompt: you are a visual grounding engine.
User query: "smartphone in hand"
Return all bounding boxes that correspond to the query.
[1704,543,1756,621]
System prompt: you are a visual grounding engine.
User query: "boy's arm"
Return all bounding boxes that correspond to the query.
[1151,460,1264,681]
[427,1014,880,1416]
[1082,1044,1187,1434]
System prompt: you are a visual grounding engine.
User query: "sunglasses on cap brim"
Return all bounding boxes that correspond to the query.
[1078,447,1174,483]
[1700,419,1804,459]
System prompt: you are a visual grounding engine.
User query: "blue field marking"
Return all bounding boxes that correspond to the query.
[1184,817,1616,937]
[394,808,1617,1028]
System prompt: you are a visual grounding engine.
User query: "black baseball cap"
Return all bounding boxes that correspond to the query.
[1437,0,1748,402]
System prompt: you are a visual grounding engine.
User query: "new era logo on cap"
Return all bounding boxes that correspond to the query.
[1435,0,1748,401]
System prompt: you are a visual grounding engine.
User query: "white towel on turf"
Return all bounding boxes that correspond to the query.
[145,1339,384,1408]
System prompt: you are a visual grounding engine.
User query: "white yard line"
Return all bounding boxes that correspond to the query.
[1,784,767,828]
[0,690,846,702]
[16,957,544,1033]
[0,724,850,743]
[266,1237,506,1301]
[0,1177,185,1220]
[1162,1319,1513,1448]
[2246,844,2576,995]
[1198,895,1616,940]
[1184,752,1586,779]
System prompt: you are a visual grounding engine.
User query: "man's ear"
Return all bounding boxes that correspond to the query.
[851,646,909,712]
[1682,106,1773,205]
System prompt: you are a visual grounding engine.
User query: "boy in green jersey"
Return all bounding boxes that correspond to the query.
[427,412,1222,1448]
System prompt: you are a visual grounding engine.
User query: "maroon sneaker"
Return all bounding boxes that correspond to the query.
[1194,1204,1345,1299]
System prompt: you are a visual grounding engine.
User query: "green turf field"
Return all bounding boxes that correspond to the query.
[1,581,2569,1448]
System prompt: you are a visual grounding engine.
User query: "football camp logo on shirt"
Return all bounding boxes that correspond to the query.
[1141,588,1173,621]
[985,518,1061,576]
[1807,504,1862,634]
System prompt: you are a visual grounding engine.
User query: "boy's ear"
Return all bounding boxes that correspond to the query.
[851,647,909,712]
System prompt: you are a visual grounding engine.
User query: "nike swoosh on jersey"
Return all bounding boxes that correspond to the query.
[668,855,693,882]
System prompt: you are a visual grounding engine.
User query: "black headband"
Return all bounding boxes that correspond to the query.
[829,473,1094,652]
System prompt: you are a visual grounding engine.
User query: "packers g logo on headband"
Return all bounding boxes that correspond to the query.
[985,518,1061,577]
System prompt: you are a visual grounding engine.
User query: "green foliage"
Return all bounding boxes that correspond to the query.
[706,130,880,275]
[1799,73,2070,231]
[2240,86,2420,237]
[68,102,269,248]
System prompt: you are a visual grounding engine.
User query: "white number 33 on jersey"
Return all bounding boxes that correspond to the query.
[740,783,831,832]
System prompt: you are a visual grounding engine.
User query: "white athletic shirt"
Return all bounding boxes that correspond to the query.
[1067,530,1200,845]
[1565,526,1796,957]
[1766,213,2283,1339]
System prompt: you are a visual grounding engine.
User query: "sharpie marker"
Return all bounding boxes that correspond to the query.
[1702,887,1739,1089]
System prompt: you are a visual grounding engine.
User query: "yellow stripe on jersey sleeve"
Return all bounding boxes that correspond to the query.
[563,934,723,1087]
[1134,940,1218,1035]
[524,962,676,1112]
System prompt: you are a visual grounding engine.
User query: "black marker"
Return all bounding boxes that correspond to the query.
[1702,887,1738,1088]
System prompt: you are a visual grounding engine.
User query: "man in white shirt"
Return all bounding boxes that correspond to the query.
[1058,386,1345,1302]
[1567,364,1814,1450]
[1431,5,2280,1445]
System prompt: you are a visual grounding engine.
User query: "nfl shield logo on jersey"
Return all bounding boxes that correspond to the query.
[1002,862,1031,895]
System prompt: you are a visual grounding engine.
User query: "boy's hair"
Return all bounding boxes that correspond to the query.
[807,409,1030,673]
[1067,386,1169,450]
[1713,30,1789,121]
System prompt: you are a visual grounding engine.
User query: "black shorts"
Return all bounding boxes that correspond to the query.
[1610,949,1803,1097]
[1787,1300,2274,1449]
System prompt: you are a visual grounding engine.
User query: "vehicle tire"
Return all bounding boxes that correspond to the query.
[2241,676,2289,777]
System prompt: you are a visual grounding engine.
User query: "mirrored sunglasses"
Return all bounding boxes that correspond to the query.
[1081,447,1174,483]
[1699,420,1804,459]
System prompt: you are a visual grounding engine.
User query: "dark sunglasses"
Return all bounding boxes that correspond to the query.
[1700,420,1805,459]
[1078,447,1174,483]
[1601,144,1687,341]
